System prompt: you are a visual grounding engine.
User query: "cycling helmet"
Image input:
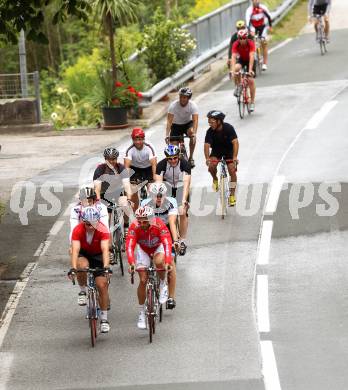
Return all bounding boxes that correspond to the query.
[164,144,180,157]
[135,205,154,219]
[103,147,119,159]
[238,29,249,40]
[131,127,145,139]
[179,87,192,98]
[81,206,100,223]
[207,110,226,121]
[236,20,246,29]
[79,187,96,200]
[149,182,167,198]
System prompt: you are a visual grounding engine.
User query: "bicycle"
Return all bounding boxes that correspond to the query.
[71,268,109,347]
[109,204,125,276]
[254,35,264,77]
[314,13,327,55]
[131,262,166,343]
[131,177,149,203]
[235,68,252,119]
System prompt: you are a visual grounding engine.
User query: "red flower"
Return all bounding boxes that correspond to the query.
[111,98,120,105]
[137,92,143,98]
[115,81,123,87]
[127,86,136,93]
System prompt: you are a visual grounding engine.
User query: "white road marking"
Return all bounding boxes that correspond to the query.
[49,220,65,236]
[33,240,51,257]
[304,100,338,130]
[265,175,286,215]
[269,38,293,54]
[0,263,37,348]
[257,221,273,265]
[257,275,270,333]
[63,203,75,216]
[261,340,282,390]
[0,352,14,390]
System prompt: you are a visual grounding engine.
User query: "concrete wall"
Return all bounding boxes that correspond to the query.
[0,98,38,125]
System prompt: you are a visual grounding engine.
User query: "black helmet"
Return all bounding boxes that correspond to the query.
[103,147,119,159]
[79,187,97,200]
[207,110,226,121]
[179,87,192,98]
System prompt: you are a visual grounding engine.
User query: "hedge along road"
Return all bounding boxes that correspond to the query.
[1,6,348,390]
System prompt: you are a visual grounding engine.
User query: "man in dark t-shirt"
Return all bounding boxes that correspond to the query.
[204,110,239,207]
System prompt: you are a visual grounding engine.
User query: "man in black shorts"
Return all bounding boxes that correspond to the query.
[165,87,199,168]
[309,0,331,42]
[93,147,132,214]
[204,110,239,207]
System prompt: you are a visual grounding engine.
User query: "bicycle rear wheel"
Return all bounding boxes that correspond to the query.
[116,229,124,276]
[238,92,245,119]
[256,48,263,76]
[246,87,252,114]
[88,292,97,347]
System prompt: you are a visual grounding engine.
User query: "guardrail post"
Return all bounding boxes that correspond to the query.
[19,29,28,98]
[33,71,42,123]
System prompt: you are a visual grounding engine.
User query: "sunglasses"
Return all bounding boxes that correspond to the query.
[138,220,150,225]
[84,222,92,227]
[134,137,144,141]
[167,156,179,161]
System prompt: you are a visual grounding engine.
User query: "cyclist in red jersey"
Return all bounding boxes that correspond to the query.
[230,29,256,112]
[68,206,112,333]
[126,206,172,329]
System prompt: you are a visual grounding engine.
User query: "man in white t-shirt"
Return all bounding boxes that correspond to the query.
[165,87,198,168]
[124,127,157,209]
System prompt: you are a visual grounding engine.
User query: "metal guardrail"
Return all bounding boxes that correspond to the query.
[139,0,299,107]
[0,71,42,122]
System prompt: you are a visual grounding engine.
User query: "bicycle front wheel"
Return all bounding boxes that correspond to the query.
[147,287,154,343]
[238,93,245,119]
[220,175,227,219]
[246,87,252,114]
[88,292,98,347]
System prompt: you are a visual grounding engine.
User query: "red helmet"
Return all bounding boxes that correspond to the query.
[131,127,145,139]
[238,29,248,40]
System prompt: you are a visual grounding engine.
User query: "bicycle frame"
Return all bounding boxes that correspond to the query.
[254,36,264,76]
[109,204,125,275]
[314,14,327,55]
[218,158,229,219]
[237,69,252,119]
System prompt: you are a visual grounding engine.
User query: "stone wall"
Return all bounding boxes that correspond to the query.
[0,98,38,125]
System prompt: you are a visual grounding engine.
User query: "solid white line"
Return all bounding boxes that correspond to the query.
[269,38,293,54]
[0,263,37,348]
[49,220,65,236]
[261,340,282,390]
[33,241,51,257]
[257,221,273,265]
[0,352,14,390]
[265,175,286,215]
[304,100,338,130]
[257,275,270,333]
[63,203,75,217]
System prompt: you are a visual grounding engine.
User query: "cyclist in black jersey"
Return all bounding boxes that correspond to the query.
[155,144,191,256]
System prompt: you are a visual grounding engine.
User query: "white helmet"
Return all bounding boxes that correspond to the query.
[149,182,167,198]
[81,206,100,223]
[135,206,154,219]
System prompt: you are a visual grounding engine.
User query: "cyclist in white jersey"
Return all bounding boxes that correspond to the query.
[141,183,179,309]
[155,144,191,255]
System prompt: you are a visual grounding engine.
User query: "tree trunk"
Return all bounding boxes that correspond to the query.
[107,12,117,84]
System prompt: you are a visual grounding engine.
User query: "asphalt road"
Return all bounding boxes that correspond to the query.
[1,24,348,390]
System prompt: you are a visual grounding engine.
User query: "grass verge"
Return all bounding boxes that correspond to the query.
[272,0,308,42]
[0,201,5,223]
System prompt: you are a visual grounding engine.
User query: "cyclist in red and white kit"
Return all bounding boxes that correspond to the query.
[126,206,172,329]
[245,0,273,71]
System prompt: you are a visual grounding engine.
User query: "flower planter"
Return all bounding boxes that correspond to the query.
[102,106,128,129]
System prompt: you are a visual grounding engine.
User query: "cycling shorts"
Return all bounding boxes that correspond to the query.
[170,121,193,139]
[135,244,164,269]
[313,4,328,16]
[250,24,269,39]
[130,166,153,184]
[237,59,256,74]
[78,250,106,277]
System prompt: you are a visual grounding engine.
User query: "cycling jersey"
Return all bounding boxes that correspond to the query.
[126,217,172,265]
[205,122,238,159]
[232,39,255,62]
[69,201,109,241]
[72,222,110,255]
[155,158,191,189]
[124,143,156,169]
[93,162,129,201]
[168,100,198,125]
[228,31,254,60]
[141,197,178,225]
[246,4,272,29]
[309,0,331,14]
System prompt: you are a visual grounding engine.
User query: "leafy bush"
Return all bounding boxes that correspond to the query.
[139,10,196,83]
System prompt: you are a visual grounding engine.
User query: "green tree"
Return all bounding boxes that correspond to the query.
[91,0,138,84]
